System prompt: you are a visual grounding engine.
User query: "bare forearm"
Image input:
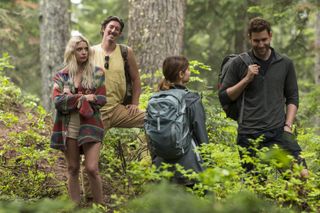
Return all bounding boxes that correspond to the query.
[131,79,141,105]
[226,64,260,101]
[226,78,250,101]
[127,47,141,105]
[285,104,297,125]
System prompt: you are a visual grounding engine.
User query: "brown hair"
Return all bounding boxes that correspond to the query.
[248,17,271,37]
[100,16,125,36]
[158,56,189,91]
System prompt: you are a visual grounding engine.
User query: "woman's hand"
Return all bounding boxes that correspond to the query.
[63,85,72,95]
[84,94,97,102]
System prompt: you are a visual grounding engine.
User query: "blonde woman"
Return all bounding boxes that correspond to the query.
[51,35,106,204]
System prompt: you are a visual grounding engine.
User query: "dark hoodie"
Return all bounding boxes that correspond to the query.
[219,48,299,134]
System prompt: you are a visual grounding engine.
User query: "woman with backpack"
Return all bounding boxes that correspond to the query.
[145,56,209,187]
[50,35,106,204]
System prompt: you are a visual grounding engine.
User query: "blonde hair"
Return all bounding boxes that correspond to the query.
[158,56,189,91]
[64,35,95,89]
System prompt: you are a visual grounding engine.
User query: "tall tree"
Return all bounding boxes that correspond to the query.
[0,0,41,96]
[315,10,320,84]
[39,0,70,111]
[128,0,186,85]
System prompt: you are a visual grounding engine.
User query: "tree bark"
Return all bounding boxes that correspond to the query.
[39,0,70,111]
[315,11,320,84]
[234,4,247,53]
[128,0,186,86]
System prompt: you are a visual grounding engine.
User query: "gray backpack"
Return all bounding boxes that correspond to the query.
[144,89,191,160]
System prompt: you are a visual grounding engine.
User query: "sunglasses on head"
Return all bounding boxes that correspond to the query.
[104,56,110,69]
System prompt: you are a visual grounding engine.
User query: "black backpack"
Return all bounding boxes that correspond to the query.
[218,52,252,122]
[119,44,132,105]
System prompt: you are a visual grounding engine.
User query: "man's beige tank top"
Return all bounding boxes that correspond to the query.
[92,44,126,111]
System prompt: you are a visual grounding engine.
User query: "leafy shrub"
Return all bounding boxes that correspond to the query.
[0,55,319,212]
[124,181,290,213]
[0,54,64,199]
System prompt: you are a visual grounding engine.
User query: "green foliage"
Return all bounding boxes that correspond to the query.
[188,60,213,90]
[0,196,108,213]
[93,60,320,211]
[125,182,213,213]
[0,53,14,72]
[124,181,290,213]
[0,54,41,110]
[297,81,320,130]
[247,1,318,81]
[95,95,320,212]
[139,59,212,94]
[0,197,74,213]
[0,123,61,199]
[185,0,318,88]
[0,55,63,200]
[1,53,320,212]
[0,112,19,128]
[2,0,318,101]
[98,128,172,209]
[71,0,128,44]
[0,73,22,110]
[0,1,40,96]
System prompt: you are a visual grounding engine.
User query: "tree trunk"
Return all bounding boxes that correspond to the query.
[314,10,320,133]
[128,0,186,86]
[39,0,70,111]
[234,4,247,53]
[315,11,320,84]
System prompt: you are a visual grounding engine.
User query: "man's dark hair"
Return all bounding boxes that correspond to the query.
[248,17,271,36]
[100,16,125,36]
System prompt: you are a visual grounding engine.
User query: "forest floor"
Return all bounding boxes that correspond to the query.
[0,103,67,185]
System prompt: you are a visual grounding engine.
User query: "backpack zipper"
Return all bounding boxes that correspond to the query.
[157,111,160,131]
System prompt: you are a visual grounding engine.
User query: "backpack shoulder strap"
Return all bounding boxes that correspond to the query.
[237,52,253,124]
[119,44,128,61]
[171,88,189,100]
[119,44,130,75]
[119,44,132,98]
[185,91,200,107]
[238,52,253,67]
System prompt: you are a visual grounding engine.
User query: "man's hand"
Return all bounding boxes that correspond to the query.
[300,168,309,179]
[244,64,260,83]
[283,125,293,133]
[126,104,140,115]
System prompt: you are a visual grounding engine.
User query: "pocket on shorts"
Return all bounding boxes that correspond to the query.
[282,130,295,141]
[280,131,301,152]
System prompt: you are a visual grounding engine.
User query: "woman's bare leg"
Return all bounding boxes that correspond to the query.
[83,142,103,204]
[64,138,81,204]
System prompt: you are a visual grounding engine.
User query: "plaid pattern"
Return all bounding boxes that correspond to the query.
[50,67,107,151]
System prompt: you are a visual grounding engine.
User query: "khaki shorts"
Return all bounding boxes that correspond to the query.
[101,104,145,131]
[67,112,80,139]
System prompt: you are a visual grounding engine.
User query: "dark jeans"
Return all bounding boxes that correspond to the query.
[237,127,307,173]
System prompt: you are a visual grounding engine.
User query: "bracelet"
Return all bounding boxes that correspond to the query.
[284,123,292,129]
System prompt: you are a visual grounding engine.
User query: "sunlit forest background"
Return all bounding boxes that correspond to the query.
[0,0,319,212]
